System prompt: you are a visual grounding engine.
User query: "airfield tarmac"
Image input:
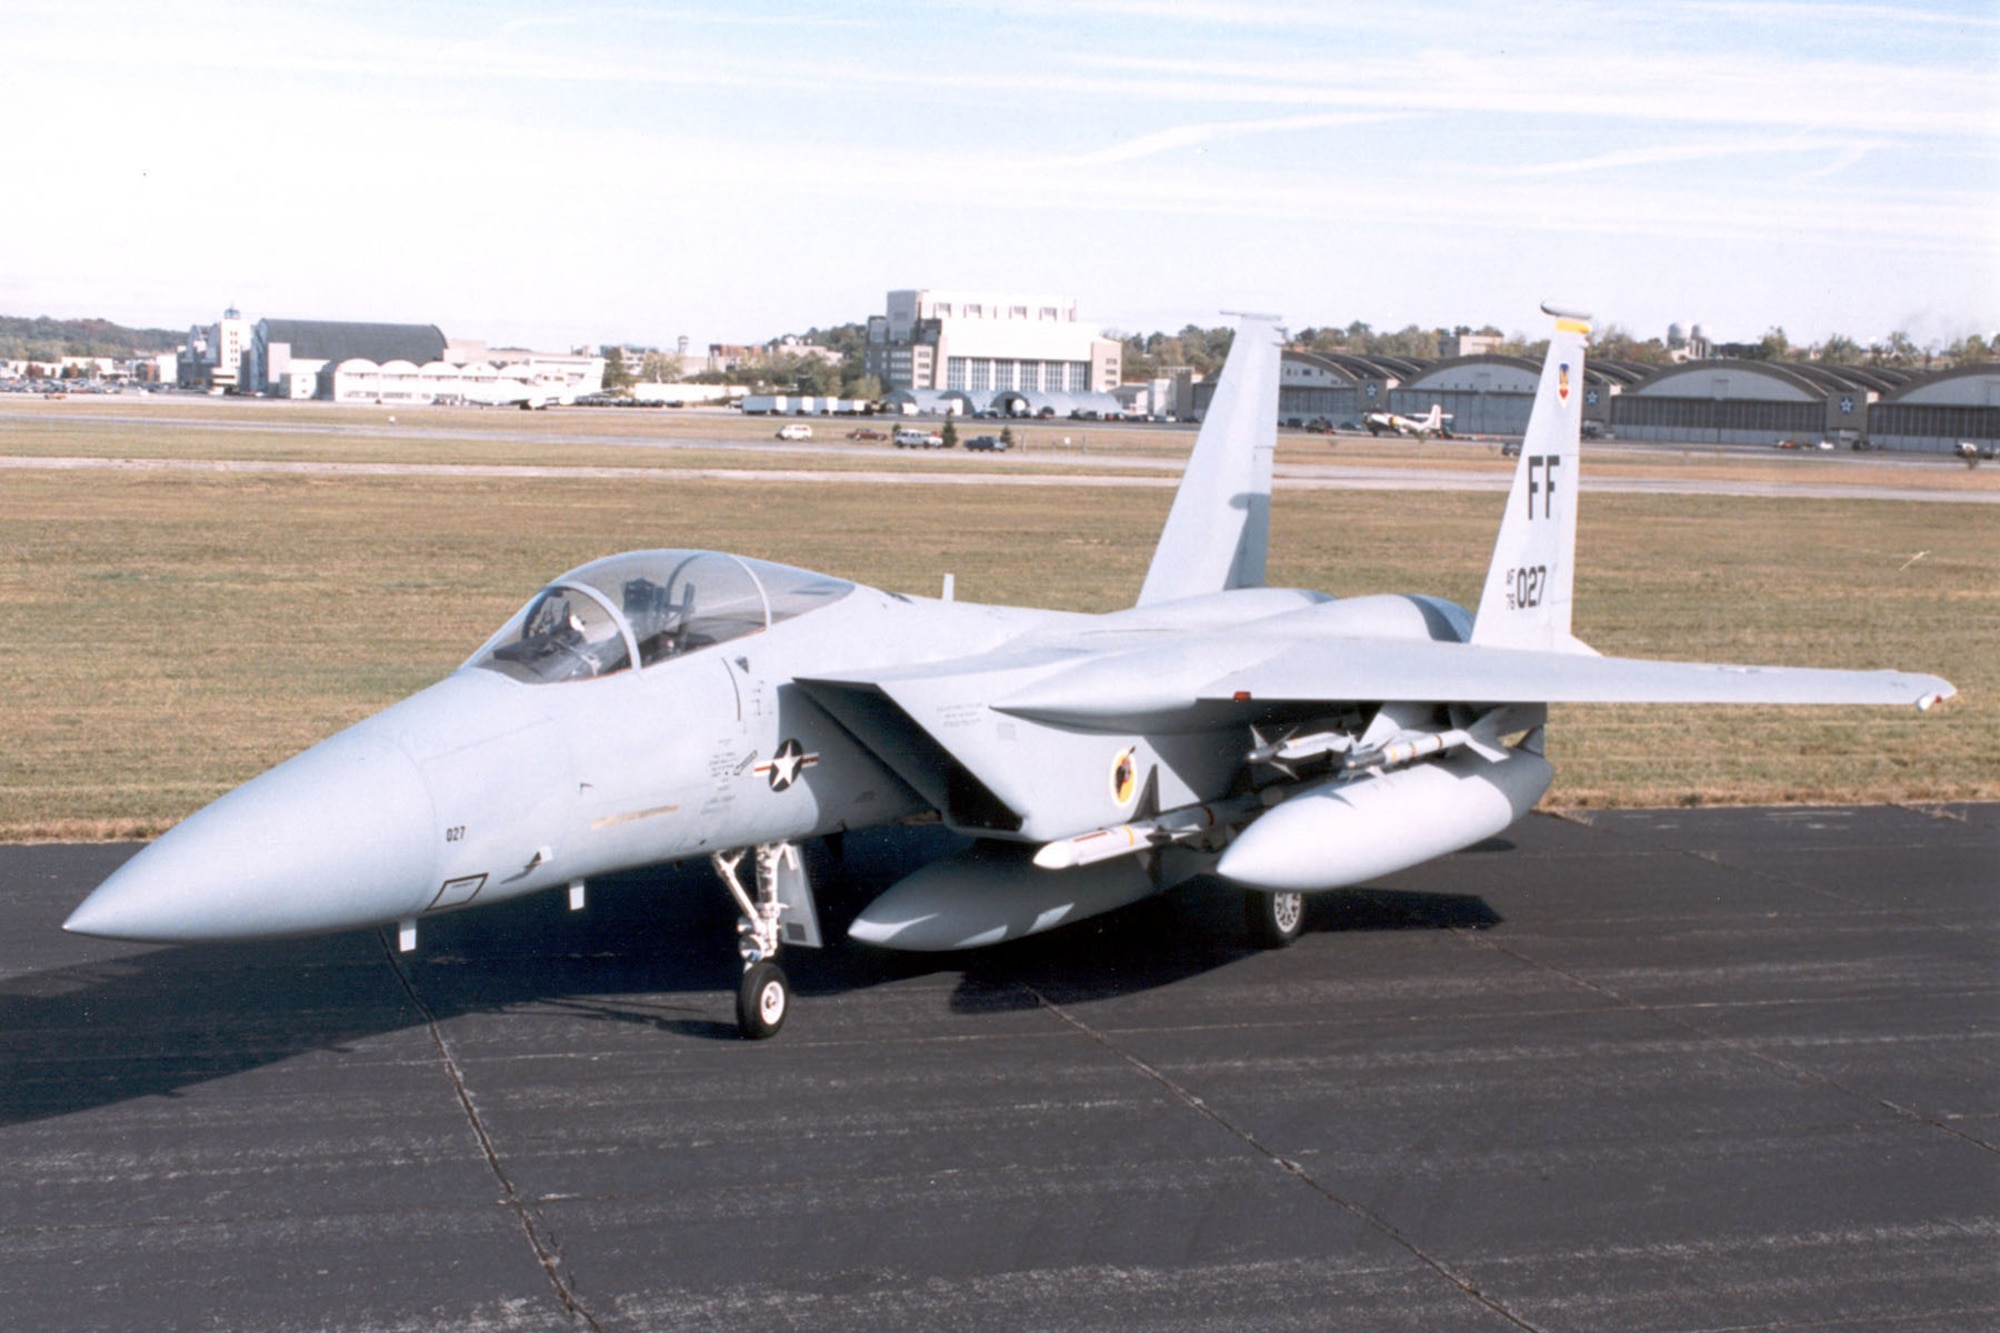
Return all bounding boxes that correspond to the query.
[4,806,1994,1332]
[6,451,1995,507]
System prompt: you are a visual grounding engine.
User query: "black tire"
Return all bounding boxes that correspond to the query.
[737,961,789,1039]
[1245,890,1306,948]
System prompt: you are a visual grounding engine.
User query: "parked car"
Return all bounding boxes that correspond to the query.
[1775,438,1803,450]
[893,427,945,448]
[964,434,1008,451]
[847,427,886,441]
[775,423,813,440]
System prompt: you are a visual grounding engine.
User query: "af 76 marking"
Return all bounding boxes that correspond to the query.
[1505,565,1548,611]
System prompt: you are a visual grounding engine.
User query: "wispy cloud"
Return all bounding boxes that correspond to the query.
[1053,111,1411,167]
[1501,136,1888,180]
[0,0,1991,342]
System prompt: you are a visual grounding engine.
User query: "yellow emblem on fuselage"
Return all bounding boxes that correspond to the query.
[1110,748,1137,806]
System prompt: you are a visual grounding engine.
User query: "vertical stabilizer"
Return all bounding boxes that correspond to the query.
[1471,309,1594,653]
[1135,315,1283,607]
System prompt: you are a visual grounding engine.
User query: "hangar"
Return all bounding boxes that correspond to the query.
[1608,359,1908,447]
[1262,350,1635,436]
[1260,345,2000,452]
[1866,365,2000,452]
[249,319,447,399]
[1387,356,1643,437]
[1275,351,1416,425]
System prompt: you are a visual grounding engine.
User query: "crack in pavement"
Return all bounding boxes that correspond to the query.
[381,932,603,1331]
[1023,981,1545,1333]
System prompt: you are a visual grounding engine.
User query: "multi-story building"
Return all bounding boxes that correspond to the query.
[864,290,1121,395]
[179,307,253,390]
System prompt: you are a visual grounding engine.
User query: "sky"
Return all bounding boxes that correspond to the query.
[4,1,1996,353]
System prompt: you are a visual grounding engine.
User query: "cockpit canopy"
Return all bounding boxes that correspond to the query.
[469,550,855,684]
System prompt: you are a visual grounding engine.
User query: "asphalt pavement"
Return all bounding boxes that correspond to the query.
[3,805,1994,1331]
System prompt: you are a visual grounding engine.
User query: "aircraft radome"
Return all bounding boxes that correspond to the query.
[66,307,1956,1038]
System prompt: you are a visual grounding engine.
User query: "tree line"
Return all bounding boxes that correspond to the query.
[1284,319,1998,371]
[600,322,882,400]
[1,314,183,362]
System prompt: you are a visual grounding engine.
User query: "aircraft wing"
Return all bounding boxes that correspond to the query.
[995,632,1954,729]
[1207,639,1956,710]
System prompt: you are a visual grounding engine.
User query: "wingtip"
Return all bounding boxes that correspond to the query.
[1916,681,1957,712]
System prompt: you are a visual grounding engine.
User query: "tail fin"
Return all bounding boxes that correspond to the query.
[1471,308,1593,653]
[1136,314,1282,607]
[1421,404,1442,432]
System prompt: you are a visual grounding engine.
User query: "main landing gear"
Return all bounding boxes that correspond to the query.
[737,959,788,1040]
[710,842,822,1039]
[1245,889,1305,948]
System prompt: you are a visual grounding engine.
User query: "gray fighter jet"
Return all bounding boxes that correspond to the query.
[66,308,1954,1037]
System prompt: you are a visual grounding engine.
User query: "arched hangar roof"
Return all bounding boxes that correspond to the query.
[1782,362,1910,395]
[1401,354,1629,395]
[1590,360,1655,388]
[882,388,977,414]
[258,319,446,365]
[1402,355,1541,393]
[1282,350,1364,385]
[1628,358,1840,403]
[1882,361,2000,405]
[1284,349,1430,384]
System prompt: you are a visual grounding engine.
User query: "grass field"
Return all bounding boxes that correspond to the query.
[1,402,1992,840]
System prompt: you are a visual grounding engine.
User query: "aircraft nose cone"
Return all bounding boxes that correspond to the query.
[64,727,439,943]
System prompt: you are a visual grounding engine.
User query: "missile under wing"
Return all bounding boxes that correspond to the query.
[66,307,1954,1038]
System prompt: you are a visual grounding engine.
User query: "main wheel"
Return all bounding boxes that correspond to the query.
[1245,890,1306,948]
[737,960,789,1039]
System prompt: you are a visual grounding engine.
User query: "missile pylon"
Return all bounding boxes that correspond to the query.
[1033,796,1258,871]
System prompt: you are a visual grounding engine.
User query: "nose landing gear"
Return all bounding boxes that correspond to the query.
[711,842,823,1039]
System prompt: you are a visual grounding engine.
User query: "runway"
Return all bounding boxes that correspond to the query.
[3,805,1994,1331]
[5,451,1995,504]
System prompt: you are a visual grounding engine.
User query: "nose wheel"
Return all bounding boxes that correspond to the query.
[737,959,789,1039]
[711,844,816,1040]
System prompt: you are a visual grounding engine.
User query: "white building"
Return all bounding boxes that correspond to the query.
[865,289,1122,394]
[322,351,604,406]
[180,307,253,390]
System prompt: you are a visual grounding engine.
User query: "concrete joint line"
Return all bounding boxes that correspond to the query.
[1022,981,1545,1333]
[380,932,604,1331]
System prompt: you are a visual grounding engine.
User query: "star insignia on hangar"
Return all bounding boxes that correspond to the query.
[755,738,819,792]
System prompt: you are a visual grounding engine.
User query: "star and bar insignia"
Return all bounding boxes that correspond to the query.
[754,738,820,792]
